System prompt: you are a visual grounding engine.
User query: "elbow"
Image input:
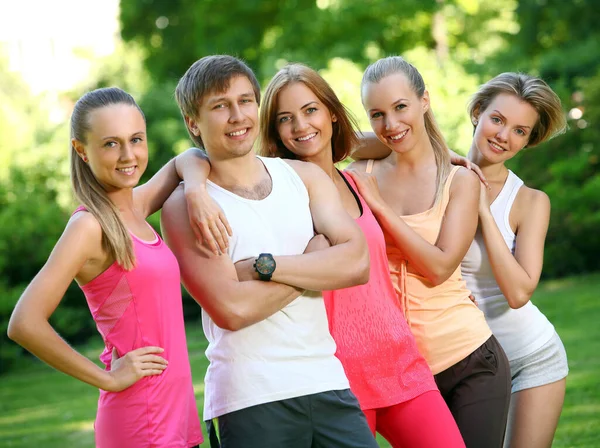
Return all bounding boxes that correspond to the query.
[215,313,247,332]
[7,315,30,345]
[506,290,533,309]
[352,240,371,286]
[428,269,453,287]
[355,253,370,285]
[343,249,370,288]
[209,303,251,332]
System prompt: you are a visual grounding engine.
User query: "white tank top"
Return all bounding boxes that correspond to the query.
[462,170,555,361]
[201,156,349,420]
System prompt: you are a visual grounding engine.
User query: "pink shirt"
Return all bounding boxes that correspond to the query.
[323,172,437,410]
[78,209,202,447]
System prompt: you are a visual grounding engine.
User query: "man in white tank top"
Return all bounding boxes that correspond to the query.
[161,55,377,448]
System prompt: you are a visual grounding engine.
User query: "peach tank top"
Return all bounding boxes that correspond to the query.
[367,161,492,375]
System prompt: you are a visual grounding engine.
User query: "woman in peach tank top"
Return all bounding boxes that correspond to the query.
[348,56,511,448]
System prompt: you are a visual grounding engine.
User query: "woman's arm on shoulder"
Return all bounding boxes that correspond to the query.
[350,132,391,160]
[345,159,369,172]
[408,166,480,284]
[348,166,480,285]
[134,147,207,217]
[134,148,232,254]
[7,212,167,391]
[480,185,550,308]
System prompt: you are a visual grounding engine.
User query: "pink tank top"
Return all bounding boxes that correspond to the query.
[323,172,437,410]
[75,208,202,447]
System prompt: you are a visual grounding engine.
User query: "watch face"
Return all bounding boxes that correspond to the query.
[256,255,276,275]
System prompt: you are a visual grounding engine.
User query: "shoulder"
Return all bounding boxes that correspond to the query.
[67,209,103,240]
[284,159,328,181]
[284,158,317,173]
[449,166,480,195]
[162,184,187,215]
[61,209,105,260]
[517,185,550,207]
[514,185,551,220]
[345,159,369,172]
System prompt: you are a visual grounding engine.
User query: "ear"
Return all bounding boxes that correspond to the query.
[471,104,482,125]
[185,116,201,137]
[332,114,338,123]
[422,90,430,114]
[72,139,87,161]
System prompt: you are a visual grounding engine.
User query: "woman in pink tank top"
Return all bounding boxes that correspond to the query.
[182,64,465,447]
[347,57,512,448]
[7,87,203,447]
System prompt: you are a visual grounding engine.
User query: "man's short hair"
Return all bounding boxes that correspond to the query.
[175,55,261,148]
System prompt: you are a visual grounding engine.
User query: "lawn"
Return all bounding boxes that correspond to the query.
[1,273,599,447]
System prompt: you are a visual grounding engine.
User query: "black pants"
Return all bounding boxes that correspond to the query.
[435,335,511,448]
[206,389,377,448]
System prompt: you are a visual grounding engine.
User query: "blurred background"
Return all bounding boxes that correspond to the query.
[0,0,598,446]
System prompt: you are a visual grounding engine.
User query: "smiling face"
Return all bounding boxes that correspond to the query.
[472,93,539,163]
[275,82,336,161]
[362,72,429,154]
[187,75,259,160]
[73,103,148,193]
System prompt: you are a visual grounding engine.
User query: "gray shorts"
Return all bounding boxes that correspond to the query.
[509,331,569,393]
[206,389,378,448]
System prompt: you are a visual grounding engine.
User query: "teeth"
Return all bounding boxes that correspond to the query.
[228,129,247,137]
[490,141,506,151]
[297,133,317,142]
[390,129,408,140]
[117,167,135,174]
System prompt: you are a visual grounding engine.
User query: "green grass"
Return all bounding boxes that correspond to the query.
[1,273,599,447]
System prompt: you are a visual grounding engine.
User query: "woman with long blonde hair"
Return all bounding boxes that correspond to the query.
[349,56,511,447]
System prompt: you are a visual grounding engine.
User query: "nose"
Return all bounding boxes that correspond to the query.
[120,142,135,162]
[293,115,309,133]
[384,115,397,132]
[228,103,243,123]
[496,126,509,142]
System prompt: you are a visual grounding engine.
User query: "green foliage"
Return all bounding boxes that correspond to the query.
[0,165,96,373]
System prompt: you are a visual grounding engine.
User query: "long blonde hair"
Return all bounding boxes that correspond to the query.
[70,87,145,270]
[468,72,567,147]
[260,63,360,163]
[361,56,451,205]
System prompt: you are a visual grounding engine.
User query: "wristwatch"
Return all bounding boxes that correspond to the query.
[253,253,276,281]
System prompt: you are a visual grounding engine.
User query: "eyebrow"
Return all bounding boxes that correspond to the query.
[367,98,409,114]
[207,91,255,105]
[101,131,145,140]
[493,110,531,129]
[277,101,318,117]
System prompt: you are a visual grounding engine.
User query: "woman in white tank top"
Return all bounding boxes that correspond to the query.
[461,73,568,448]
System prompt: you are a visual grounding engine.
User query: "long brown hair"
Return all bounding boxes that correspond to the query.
[361,56,451,205]
[260,63,360,163]
[468,72,567,147]
[70,87,145,270]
